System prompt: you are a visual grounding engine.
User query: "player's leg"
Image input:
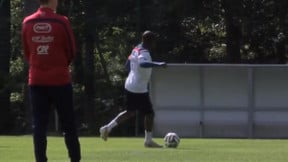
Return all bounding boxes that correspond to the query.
[144,113,162,148]
[100,110,135,141]
[144,112,154,140]
[104,110,136,132]
[100,90,136,141]
[29,86,51,162]
[141,93,162,148]
[54,84,81,162]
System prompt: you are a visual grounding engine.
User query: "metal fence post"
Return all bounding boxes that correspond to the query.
[247,67,255,138]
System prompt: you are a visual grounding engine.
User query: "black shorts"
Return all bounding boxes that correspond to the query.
[125,90,154,115]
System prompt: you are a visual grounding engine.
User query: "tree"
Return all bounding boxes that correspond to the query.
[22,0,39,133]
[7,0,288,135]
[222,0,242,63]
[240,0,288,63]
[0,0,12,133]
[82,0,97,130]
[23,0,38,16]
[273,0,288,64]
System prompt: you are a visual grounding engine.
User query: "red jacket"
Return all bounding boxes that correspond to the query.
[22,7,76,86]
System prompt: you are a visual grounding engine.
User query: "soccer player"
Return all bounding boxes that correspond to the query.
[21,0,81,162]
[100,31,166,148]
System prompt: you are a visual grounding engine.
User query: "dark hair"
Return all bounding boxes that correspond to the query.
[38,0,49,5]
[142,31,156,43]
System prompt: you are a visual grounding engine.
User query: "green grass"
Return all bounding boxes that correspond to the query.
[0,136,288,162]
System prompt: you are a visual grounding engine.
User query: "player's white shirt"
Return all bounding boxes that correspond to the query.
[125,44,152,93]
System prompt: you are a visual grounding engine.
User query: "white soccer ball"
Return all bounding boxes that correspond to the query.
[164,132,180,148]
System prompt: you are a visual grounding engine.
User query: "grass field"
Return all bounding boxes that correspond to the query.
[0,136,288,162]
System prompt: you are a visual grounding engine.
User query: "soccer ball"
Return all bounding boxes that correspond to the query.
[164,132,180,148]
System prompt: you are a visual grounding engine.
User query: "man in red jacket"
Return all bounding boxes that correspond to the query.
[22,0,81,162]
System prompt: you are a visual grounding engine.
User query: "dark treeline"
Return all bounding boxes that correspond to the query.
[0,0,287,135]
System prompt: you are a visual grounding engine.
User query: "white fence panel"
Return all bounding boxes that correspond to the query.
[151,64,288,138]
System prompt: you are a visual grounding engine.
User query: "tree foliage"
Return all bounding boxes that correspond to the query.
[4,0,288,134]
[0,0,12,133]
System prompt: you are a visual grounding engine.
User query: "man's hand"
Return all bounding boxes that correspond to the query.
[158,62,167,68]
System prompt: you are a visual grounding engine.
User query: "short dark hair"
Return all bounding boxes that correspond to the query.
[38,0,49,5]
[142,31,156,43]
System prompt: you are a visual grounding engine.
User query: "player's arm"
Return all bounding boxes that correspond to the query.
[140,61,166,68]
[138,50,166,68]
[139,56,166,68]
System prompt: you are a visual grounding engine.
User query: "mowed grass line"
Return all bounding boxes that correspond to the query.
[0,136,288,162]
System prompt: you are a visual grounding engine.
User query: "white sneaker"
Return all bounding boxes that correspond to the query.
[99,126,109,141]
[144,140,163,148]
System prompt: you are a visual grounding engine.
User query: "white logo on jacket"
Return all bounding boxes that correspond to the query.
[37,45,49,55]
[33,23,52,33]
[32,36,54,43]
